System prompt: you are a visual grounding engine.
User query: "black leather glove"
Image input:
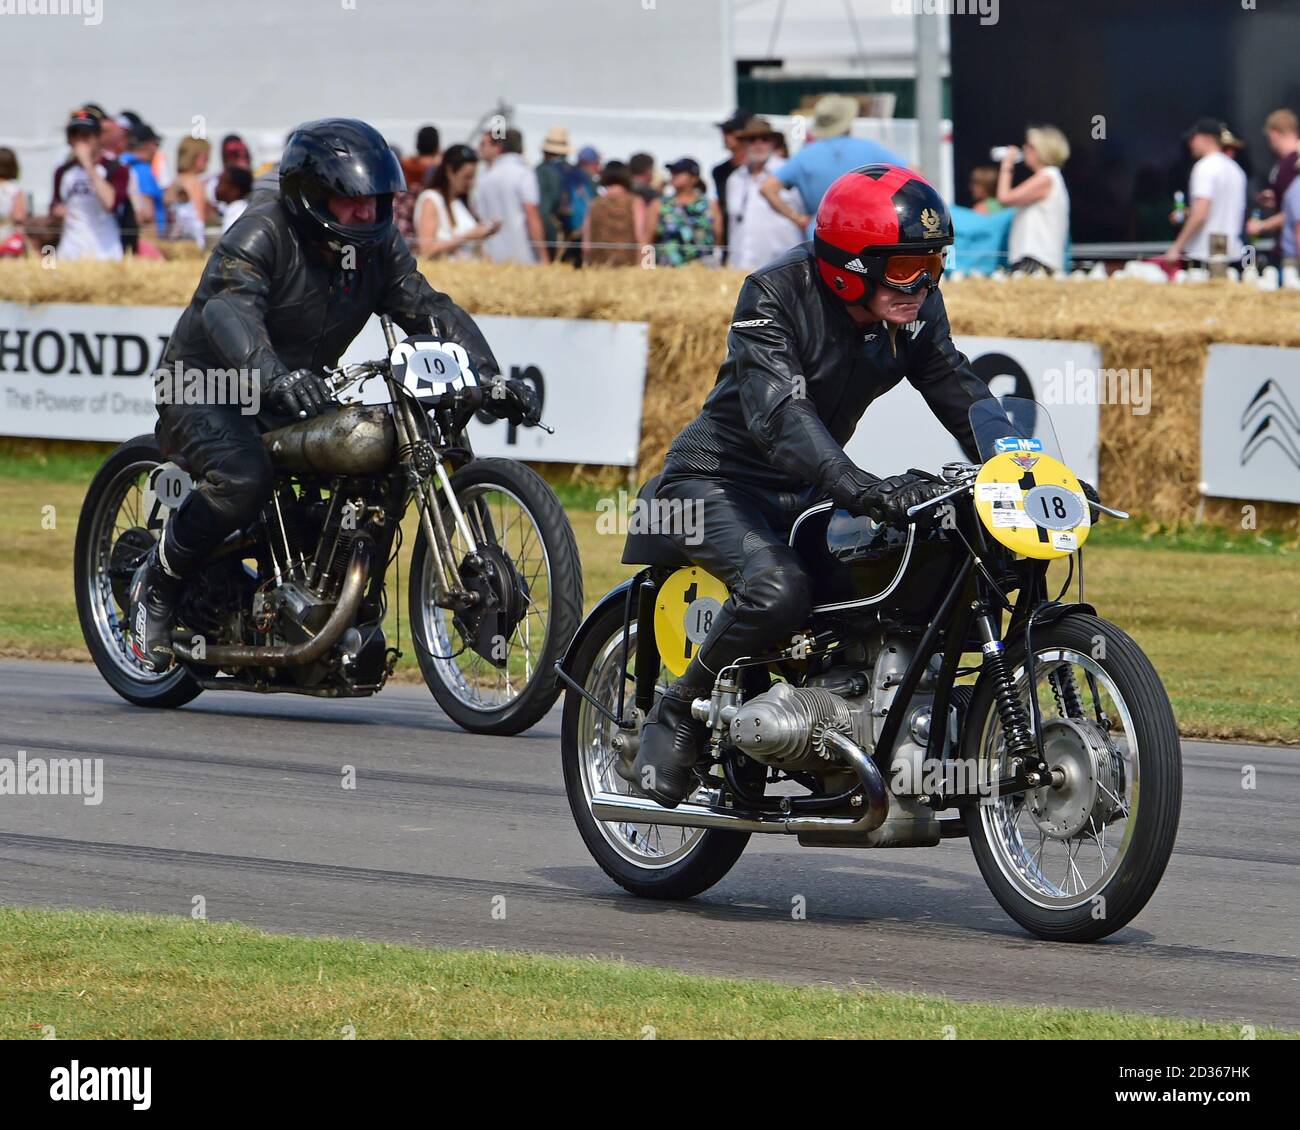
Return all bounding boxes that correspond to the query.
[487,377,541,427]
[853,472,951,529]
[266,368,331,419]
[1079,479,1102,524]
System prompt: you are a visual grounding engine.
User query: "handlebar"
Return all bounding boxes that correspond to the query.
[905,481,974,519]
[324,360,389,392]
[1090,501,1130,520]
[324,358,554,433]
[903,480,1130,521]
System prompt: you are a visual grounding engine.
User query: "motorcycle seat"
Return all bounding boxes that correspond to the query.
[620,473,693,568]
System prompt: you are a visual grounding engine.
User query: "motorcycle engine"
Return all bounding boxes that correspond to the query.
[725,634,954,848]
[729,682,865,773]
[727,633,949,787]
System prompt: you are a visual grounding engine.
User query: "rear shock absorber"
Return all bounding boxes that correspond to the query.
[975,610,1036,758]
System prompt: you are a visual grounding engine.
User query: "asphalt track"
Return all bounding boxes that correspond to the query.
[0,659,1295,1029]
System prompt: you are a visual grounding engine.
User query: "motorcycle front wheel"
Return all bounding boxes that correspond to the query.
[409,457,582,735]
[961,613,1181,942]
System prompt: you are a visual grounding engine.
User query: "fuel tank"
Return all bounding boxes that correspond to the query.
[789,503,963,621]
[262,405,397,475]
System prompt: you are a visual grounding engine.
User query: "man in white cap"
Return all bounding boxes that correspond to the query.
[759,93,905,238]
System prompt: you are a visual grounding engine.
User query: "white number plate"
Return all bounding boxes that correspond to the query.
[142,463,193,531]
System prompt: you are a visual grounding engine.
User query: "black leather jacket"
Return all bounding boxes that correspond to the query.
[664,242,993,509]
[162,198,499,387]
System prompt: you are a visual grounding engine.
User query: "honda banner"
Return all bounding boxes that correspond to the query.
[0,303,649,466]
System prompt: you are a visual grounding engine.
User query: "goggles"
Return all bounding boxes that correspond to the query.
[881,251,946,290]
[815,237,949,296]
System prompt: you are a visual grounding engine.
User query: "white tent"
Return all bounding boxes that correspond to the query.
[1,0,950,211]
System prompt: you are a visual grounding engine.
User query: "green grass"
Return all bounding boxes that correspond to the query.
[0,906,1288,1040]
[0,451,1295,742]
[0,441,115,483]
[1085,521,1299,555]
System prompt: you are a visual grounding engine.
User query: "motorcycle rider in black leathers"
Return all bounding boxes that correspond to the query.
[129,118,538,673]
[619,164,997,808]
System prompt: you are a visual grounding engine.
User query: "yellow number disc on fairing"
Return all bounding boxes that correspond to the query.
[974,451,1091,560]
[653,566,729,677]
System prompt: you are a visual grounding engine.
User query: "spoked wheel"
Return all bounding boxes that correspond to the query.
[962,614,1180,941]
[73,436,203,708]
[560,592,748,899]
[410,457,582,735]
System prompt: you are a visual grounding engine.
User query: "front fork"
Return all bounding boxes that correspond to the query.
[972,606,1054,792]
[379,315,481,614]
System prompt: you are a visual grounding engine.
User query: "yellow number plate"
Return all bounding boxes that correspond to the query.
[653,567,729,677]
[974,451,1091,560]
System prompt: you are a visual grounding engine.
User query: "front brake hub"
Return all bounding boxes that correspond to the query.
[1026,716,1125,839]
[454,545,526,668]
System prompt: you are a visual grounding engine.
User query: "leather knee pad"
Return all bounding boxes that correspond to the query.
[201,445,274,530]
[695,547,812,675]
[167,446,273,568]
[737,549,813,640]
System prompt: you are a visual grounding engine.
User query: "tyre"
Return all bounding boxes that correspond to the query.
[73,436,203,709]
[560,592,749,899]
[961,613,1181,942]
[410,457,582,735]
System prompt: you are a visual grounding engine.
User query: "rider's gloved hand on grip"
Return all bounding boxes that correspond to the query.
[854,472,950,529]
[266,368,332,419]
[488,377,541,426]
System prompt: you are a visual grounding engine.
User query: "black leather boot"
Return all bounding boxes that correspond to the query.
[128,541,184,674]
[617,681,711,808]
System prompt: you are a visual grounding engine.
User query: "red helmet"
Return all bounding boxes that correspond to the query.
[814,164,953,302]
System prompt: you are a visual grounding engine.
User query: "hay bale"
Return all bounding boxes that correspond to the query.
[1,262,1297,530]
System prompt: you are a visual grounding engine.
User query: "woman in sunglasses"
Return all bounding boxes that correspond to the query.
[620,163,998,809]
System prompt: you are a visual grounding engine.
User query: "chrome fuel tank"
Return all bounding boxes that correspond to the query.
[262,405,397,475]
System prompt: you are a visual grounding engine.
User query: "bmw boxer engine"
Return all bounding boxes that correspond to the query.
[708,634,954,846]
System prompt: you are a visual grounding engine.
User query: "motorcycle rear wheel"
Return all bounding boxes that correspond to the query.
[74,436,203,709]
[560,593,749,900]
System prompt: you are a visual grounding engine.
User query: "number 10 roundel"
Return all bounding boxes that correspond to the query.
[390,335,478,402]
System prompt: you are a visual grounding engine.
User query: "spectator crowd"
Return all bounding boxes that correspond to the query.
[0,104,256,262]
[0,96,1295,276]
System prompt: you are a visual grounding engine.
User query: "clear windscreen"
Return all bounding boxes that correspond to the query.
[968,396,1063,463]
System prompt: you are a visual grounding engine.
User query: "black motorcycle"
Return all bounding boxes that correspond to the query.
[557,398,1181,942]
[76,316,582,735]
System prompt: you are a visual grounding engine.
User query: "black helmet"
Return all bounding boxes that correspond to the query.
[279,118,404,251]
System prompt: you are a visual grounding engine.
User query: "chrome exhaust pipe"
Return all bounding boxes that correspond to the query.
[172,537,372,668]
[590,728,889,836]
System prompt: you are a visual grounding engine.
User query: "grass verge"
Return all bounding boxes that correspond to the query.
[0,906,1288,1040]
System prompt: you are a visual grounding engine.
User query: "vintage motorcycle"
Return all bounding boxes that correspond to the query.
[75,316,582,735]
[558,398,1181,942]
